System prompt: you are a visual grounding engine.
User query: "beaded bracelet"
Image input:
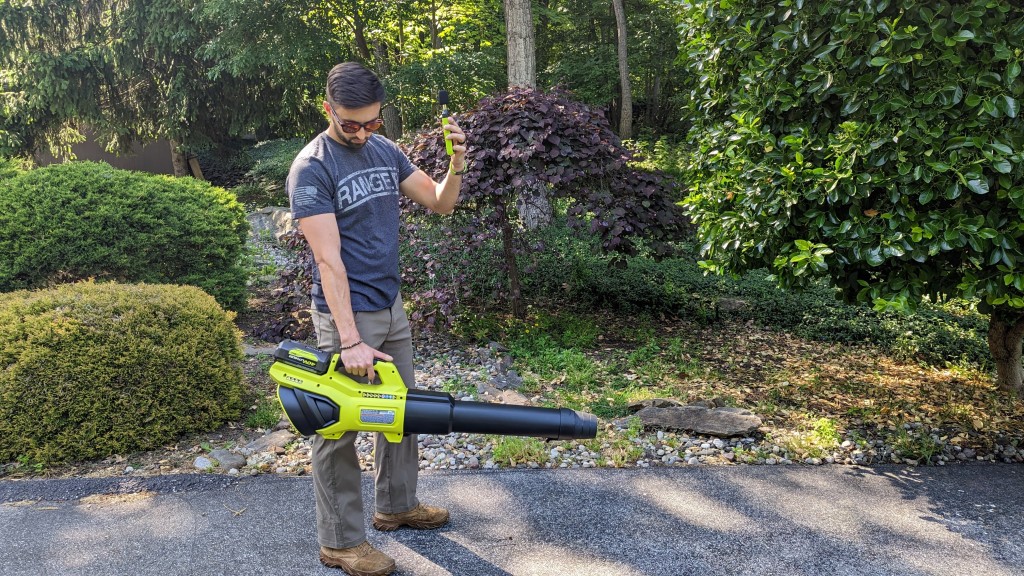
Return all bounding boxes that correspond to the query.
[340,339,363,351]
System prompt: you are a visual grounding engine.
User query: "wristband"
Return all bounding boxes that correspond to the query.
[450,161,469,175]
[339,339,363,351]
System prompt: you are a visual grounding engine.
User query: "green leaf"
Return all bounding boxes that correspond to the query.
[1008,61,1022,83]
[967,178,990,195]
[953,30,975,42]
[993,159,1012,174]
[997,96,1018,119]
[869,56,891,66]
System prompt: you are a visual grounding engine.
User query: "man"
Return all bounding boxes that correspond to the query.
[286,61,468,576]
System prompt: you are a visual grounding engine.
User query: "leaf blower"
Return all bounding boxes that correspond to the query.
[268,340,598,442]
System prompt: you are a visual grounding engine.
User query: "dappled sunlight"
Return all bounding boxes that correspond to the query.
[458,538,648,576]
[438,476,531,539]
[377,539,455,576]
[728,471,1017,576]
[51,493,197,569]
[635,476,754,533]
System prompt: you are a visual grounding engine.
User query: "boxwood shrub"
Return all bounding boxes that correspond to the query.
[0,281,244,465]
[0,161,249,310]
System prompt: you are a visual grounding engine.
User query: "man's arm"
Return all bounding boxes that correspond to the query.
[401,120,467,213]
[298,213,391,381]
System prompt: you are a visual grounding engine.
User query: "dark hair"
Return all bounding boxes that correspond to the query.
[326,62,386,108]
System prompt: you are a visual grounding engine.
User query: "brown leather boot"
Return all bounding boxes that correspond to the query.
[373,502,450,531]
[319,541,395,576]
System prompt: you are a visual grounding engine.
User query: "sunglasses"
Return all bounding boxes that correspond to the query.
[328,106,384,134]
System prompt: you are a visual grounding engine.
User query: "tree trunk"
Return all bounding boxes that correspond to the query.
[372,40,403,140]
[169,139,188,177]
[500,205,526,319]
[612,0,632,139]
[504,0,548,229]
[504,0,536,88]
[988,311,1024,395]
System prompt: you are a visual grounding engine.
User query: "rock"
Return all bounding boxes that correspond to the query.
[247,206,296,243]
[244,430,296,455]
[491,369,523,390]
[716,298,749,314]
[633,405,762,437]
[627,398,684,413]
[497,390,531,406]
[209,449,246,471]
[194,456,214,470]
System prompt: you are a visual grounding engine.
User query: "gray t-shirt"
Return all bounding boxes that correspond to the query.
[286,131,416,313]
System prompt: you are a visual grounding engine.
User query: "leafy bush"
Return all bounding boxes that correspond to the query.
[0,162,249,310]
[0,281,244,465]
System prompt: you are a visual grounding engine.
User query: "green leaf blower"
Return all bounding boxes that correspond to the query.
[269,340,598,442]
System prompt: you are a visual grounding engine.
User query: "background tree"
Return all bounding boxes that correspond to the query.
[681,0,1024,393]
[504,0,537,88]
[611,0,632,139]
[0,0,278,171]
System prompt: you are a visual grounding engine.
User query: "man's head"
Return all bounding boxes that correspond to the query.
[324,62,386,149]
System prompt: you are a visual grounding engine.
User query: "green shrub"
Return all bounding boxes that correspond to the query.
[0,281,244,466]
[0,162,249,310]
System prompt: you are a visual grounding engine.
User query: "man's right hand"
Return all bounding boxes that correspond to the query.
[339,342,393,383]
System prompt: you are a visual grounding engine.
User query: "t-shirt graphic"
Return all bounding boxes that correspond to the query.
[336,167,401,213]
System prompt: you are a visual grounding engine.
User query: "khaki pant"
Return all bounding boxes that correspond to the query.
[309,294,420,549]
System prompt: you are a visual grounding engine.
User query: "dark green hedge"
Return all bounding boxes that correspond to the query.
[0,162,249,310]
[0,282,244,465]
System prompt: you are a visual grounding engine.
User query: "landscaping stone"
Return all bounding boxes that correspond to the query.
[633,405,762,437]
[243,430,296,455]
[209,449,246,471]
[627,398,684,413]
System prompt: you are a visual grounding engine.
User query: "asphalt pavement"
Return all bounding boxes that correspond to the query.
[1,464,1022,576]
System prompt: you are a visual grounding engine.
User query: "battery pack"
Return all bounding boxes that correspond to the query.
[272,341,332,375]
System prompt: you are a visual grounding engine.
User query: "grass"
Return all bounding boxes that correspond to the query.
[490,436,548,466]
[246,395,282,430]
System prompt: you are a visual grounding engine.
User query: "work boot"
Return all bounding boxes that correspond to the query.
[319,541,395,576]
[373,502,450,531]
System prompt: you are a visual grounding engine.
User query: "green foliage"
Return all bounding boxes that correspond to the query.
[234,138,307,207]
[0,157,29,180]
[246,395,283,430]
[489,435,548,466]
[0,0,280,159]
[432,221,991,369]
[0,281,244,465]
[0,162,250,310]
[680,0,1024,318]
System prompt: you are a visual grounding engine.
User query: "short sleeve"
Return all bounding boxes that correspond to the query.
[287,154,335,219]
[388,140,417,183]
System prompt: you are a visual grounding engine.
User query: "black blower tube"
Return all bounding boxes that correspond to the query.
[403,390,598,440]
